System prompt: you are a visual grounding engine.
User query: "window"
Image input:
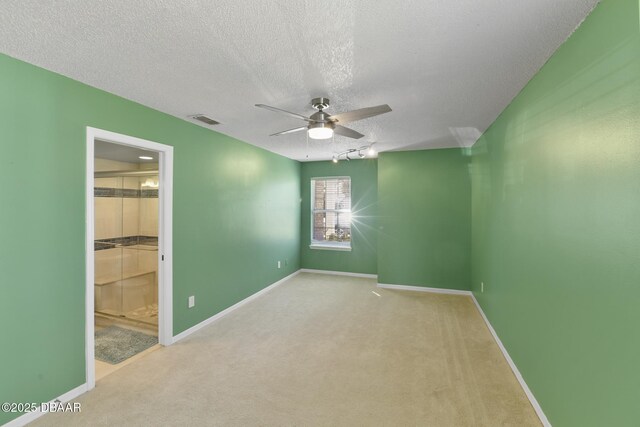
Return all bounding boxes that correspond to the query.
[310,177,352,251]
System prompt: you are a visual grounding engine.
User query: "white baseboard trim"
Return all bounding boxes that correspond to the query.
[299,268,377,279]
[172,270,301,343]
[377,283,472,296]
[3,383,88,427]
[470,294,551,427]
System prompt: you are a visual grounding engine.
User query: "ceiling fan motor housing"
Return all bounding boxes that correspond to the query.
[309,110,332,124]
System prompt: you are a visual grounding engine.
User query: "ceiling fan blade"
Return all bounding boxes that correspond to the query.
[255,104,313,122]
[334,125,364,139]
[270,126,307,137]
[329,104,392,124]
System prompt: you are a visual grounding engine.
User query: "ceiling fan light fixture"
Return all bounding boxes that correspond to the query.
[368,146,376,157]
[307,122,334,140]
[308,127,333,139]
[332,155,338,163]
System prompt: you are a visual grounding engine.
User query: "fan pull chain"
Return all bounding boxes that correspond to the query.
[332,133,335,156]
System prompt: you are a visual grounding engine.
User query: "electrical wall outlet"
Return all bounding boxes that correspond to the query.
[481,282,484,293]
[188,295,195,308]
[277,261,281,269]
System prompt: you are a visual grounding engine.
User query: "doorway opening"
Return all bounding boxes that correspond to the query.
[85,128,173,389]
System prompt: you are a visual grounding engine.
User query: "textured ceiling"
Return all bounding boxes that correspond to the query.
[0,0,598,161]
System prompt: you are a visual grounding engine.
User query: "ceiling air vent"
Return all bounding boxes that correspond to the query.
[190,114,220,125]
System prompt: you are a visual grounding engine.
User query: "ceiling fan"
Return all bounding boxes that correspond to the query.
[255,97,392,140]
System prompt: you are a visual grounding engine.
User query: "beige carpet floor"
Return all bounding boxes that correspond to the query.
[32,273,540,426]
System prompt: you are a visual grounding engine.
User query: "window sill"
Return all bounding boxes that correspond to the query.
[309,244,352,252]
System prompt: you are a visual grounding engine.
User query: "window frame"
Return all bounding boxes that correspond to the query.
[310,176,352,251]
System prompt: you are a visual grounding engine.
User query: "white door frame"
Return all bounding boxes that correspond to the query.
[85,127,174,390]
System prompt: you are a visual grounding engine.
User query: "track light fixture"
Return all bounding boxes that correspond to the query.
[331,144,377,163]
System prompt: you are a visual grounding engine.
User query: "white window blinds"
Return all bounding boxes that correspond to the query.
[311,177,352,246]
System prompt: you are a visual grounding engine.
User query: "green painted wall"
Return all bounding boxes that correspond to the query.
[471,0,640,425]
[378,149,471,290]
[0,53,300,424]
[300,159,377,275]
